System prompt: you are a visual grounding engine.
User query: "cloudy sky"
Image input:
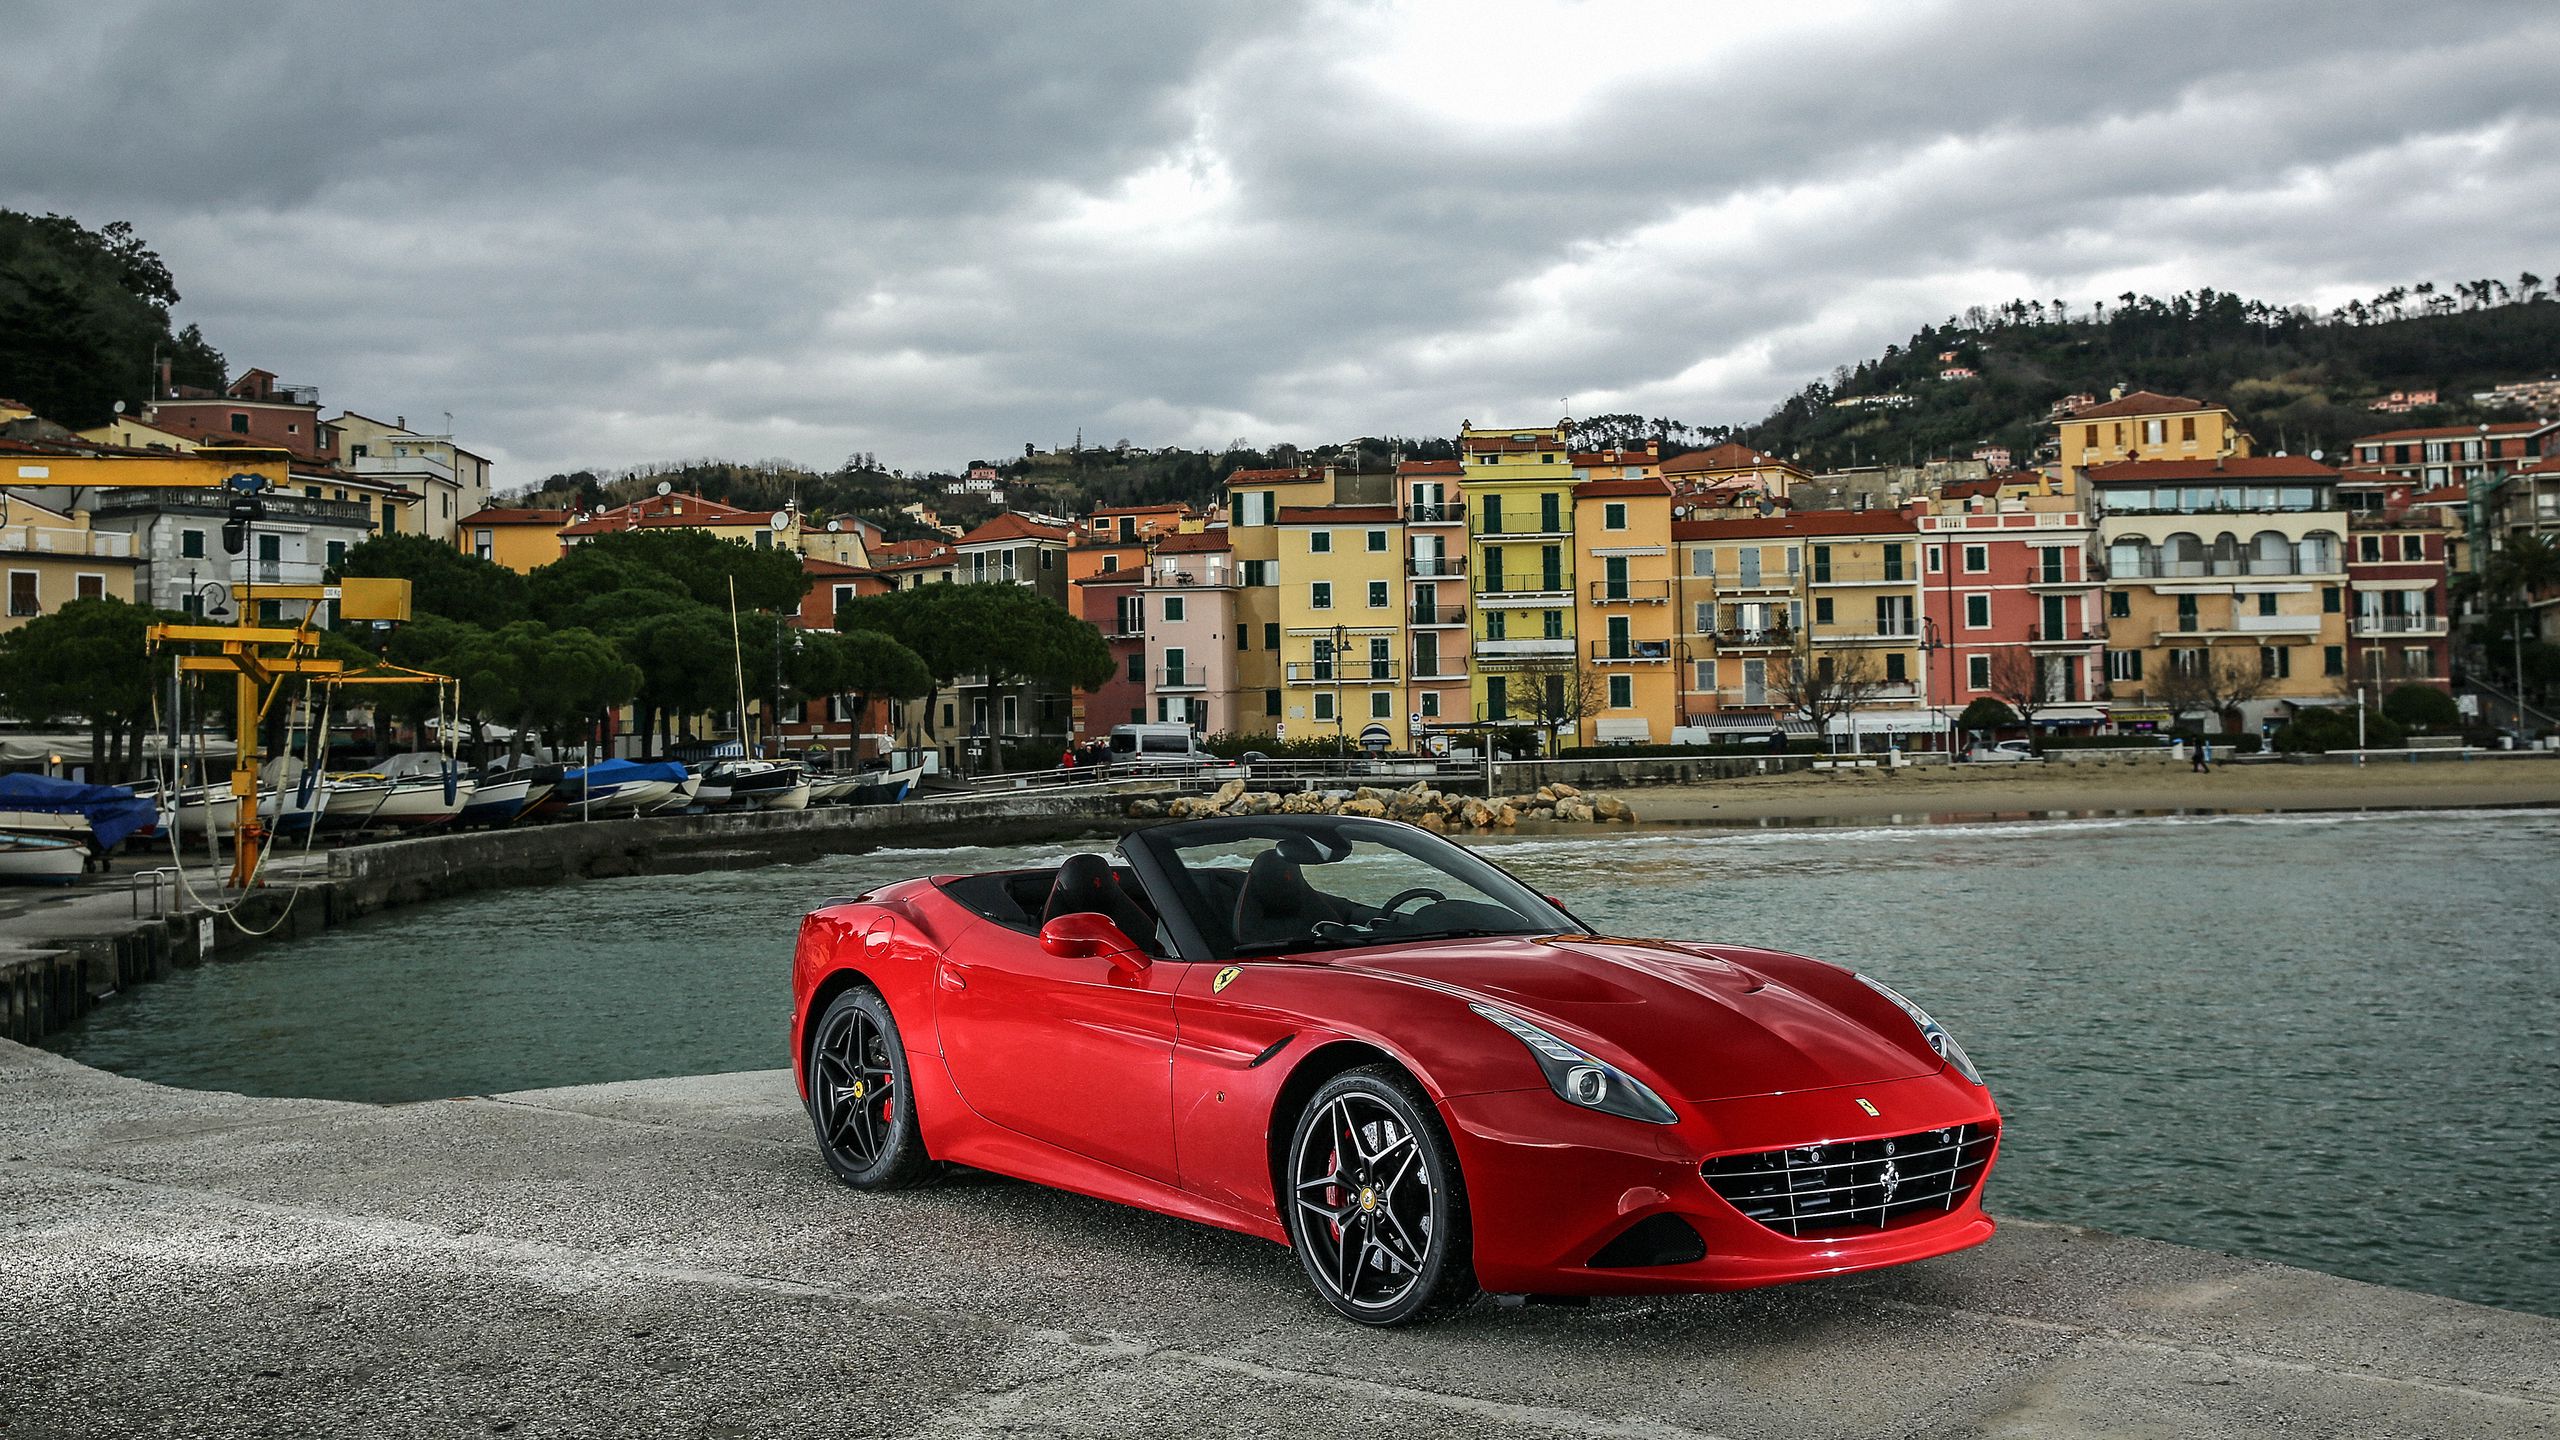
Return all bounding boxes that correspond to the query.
[8,1,2555,486]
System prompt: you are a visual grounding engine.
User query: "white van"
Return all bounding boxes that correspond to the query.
[1107,723,1216,765]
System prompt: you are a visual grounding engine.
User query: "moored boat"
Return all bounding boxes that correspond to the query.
[0,832,83,885]
[700,759,803,809]
[850,758,926,806]
[0,774,158,852]
[555,759,688,816]
[455,766,556,828]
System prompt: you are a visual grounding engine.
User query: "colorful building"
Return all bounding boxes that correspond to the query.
[1398,458,1469,736]
[1278,504,1407,743]
[1573,476,1678,744]
[559,493,802,554]
[458,507,570,572]
[1140,531,1241,735]
[1916,488,2104,736]
[1462,422,1578,730]
[1225,465,1347,732]
[2343,505,2452,695]
[2058,391,2253,477]
[0,492,139,632]
[2089,456,2350,731]
[332,412,493,543]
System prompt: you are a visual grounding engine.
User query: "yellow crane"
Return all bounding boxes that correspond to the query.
[6,444,453,883]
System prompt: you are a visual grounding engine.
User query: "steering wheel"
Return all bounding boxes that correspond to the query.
[1379,887,1445,916]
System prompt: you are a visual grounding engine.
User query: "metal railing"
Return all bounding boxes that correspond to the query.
[1284,660,1400,682]
[1589,639,1674,662]
[1406,556,1467,578]
[2351,615,2449,636]
[1157,665,1209,688]
[1405,502,1466,524]
[1476,575,1574,596]
[2028,624,2107,643]
[1409,604,1466,625]
[1587,579,1671,604]
[1808,567,1912,586]
[0,524,133,558]
[2109,557,2343,579]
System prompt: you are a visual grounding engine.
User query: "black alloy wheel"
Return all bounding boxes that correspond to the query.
[1284,1065,1476,1325]
[806,987,933,1189]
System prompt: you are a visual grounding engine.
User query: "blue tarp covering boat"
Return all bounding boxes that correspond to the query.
[0,773,159,850]
[555,759,689,796]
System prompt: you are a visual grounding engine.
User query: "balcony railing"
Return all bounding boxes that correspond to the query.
[2110,557,2343,579]
[1472,637,1575,660]
[1478,524,1573,541]
[2028,624,2107,645]
[1405,502,1466,525]
[1284,660,1400,683]
[1807,567,1912,586]
[1813,621,1921,644]
[1589,639,1673,663]
[2351,615,2449,637]
[1703,571,1797,592]
[1476,575,1573,597]
[1156,665,1209,690]
[1409,604,1466,626]
[1406,555,1467,578]
[0,524,133,558]
[1705,627,1795,649]
[1409,662,1468,680]
[1587,579,1671,605]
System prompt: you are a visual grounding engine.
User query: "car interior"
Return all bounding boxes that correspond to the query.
[937,858,1165,953]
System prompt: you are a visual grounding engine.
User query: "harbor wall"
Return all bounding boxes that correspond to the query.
[0,790,1137,1045]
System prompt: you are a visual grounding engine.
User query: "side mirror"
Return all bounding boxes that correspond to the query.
[1038,912,1149,976]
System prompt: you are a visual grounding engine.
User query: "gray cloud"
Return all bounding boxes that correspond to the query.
[7,0,2552,484]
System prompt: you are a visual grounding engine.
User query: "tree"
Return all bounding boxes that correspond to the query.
[0,596,188,780]
[555,528,807,614]
[1508,659,1608,756]
[2151,648,2271,733]
[2380,683,2459,733]
[0,212,197,427]
[2272,705,2401,754]
[1772,636,1890,748]
[603,602,745,756]
[1984,646,2059,746]
[334,532,530,626]
[1956,697,2018,732]
[834,584,1111,772]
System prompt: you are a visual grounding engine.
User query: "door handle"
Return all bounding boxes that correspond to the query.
[939,966,968,992]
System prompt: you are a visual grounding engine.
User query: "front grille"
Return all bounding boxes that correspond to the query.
[1702,1123,1996,1238]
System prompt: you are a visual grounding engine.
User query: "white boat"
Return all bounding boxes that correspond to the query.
[587,778,678,815]
[170,783,270,841]
[758,778,813,811]
[850,759,927,806]
[455,774,548,827]
[700,759,801,808]
[805,773,863,805]
[0,833,83,884]
[365,774,478,829]
[318,776,396,831]
[645,772,703,813]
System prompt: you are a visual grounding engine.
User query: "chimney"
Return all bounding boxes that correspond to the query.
[2109,385,2124,401]
[158,358,172,396]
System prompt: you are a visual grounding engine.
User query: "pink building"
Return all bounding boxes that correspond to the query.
[1141,530,1241,735]
[1398,458,1470,730]
[1072,566,1149,737]
[1917,495,2104,732]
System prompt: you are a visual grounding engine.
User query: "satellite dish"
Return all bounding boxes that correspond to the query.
[656,480,673,496]
[769,512,790,532]
[826,520,842,533]
[113,400,126,414]
[1756,496,1775,515]
[2310,449,2325,461]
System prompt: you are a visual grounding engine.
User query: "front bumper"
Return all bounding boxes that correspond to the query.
[1440,1069,1999,1296]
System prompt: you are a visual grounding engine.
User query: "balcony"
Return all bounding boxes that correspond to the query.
[1476,574,1574,602]
[2028,624,2107,647]
[1705,572,1797,594]
[1155,665,1209,691]
[1705,627,1795,651]
[1409,604,1467,627]
[1814,622,1922,645]
[1589,638,1673,664]
[1478,525,1572,542]
[1472,637,1575,662]
[1587,579,1671,606]
[0,524,132,558]
[1406,555,1467,579]
[2351,614,2449,638]
[1284,660,1400,684]
[2110,557,2344,580]
[347,451,456,484]
[2156,614,2323,640]
[1405,502,1466,525]
[1807,567,1913,587]
[1409,661,1468,681]
[2024,566,2091,590]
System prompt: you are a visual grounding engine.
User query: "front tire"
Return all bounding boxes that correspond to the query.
[1283,1065,1477,1325]
[805,986,933,1189]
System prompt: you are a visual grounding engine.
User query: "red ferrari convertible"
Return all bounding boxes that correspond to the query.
[791,814,1999,1324]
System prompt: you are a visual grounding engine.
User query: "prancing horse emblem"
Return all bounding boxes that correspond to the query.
[1855,1097,1880,1117]
[1877,1158,1902,1203]
[1214,966,1241,994]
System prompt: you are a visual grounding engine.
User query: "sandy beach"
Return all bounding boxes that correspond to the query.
[1625,754,2560,824]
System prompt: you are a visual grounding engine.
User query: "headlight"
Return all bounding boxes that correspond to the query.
[1856,974,1983,1085]
[1468,1003,1678,1124]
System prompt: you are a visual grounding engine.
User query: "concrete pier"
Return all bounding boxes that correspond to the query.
[3,1042,2551,1438]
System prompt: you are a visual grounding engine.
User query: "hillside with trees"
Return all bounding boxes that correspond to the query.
[0,211,227,428]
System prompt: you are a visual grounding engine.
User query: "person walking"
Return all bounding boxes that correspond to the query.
[2192,737,2213,774]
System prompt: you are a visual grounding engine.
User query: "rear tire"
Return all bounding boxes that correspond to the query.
[805,986,933,1189]
[1282,1065,1478,1325]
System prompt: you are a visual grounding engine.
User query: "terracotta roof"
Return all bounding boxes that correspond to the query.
[1222,466,1326,487]
[1460,436,1564,455]
[957,512,1071,546]
[558,495,785,536]
[871,539,950,563]
[1278,505,1398,524]
[802,557,873,577]
[2083,456,2340,483]
[873,552,956,573]
[1940,478,2002,500]
[1396,458,1462,476]
[1674,510,1918,542]
[1661,441,1797,475]
[2352,420,2557,445]
[1152,530,1232,554]
[1088,502,1187,517]
[459,507,568,526]
[1574,477,1673,499]
[2412,484,2471,503]
[2066,390,2215,420]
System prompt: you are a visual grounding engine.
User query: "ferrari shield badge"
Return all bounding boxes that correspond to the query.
[1855,1097,1880,1117]
[1213,966,1241,994]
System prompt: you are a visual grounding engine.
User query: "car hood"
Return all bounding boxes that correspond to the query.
[1330,934,1938,1103]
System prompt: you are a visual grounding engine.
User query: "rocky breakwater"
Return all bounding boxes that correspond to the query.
[1127,778,1635,830]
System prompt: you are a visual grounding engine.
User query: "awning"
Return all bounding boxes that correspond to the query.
[1824,708,1941,734]
[1683,716,1818,737]
[2352,578,2437,592]
[2028,705,2109,726]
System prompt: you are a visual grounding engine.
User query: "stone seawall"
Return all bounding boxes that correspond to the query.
[0,790,1138,1045]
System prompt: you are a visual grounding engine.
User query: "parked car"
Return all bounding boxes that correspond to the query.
[1965,740,2039,763]
[1106,723,1219,765]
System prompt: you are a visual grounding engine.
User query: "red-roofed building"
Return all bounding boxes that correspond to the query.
[559,493,803,555]
[457,507,569,572]
[1660,441,1809,501]
[1917,490,2104,737]
[2056,390,2252,477]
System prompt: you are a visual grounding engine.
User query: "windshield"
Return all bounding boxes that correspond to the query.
[1125,815,1571,962]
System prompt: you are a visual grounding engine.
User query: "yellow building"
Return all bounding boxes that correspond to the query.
[2089,456,2350,729]
[2058,391,2253,477]
[1276,504,1407,742]
[1397,458,1469,736]
[0,494,140,631]
[1572,477,1678,744]
[75,415,203,452]
[1659,440,1810,504]
[1225,465,1343,734]
[458,506,572,573]
[1462,421,1578,728]
[1673,511,1925,741]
